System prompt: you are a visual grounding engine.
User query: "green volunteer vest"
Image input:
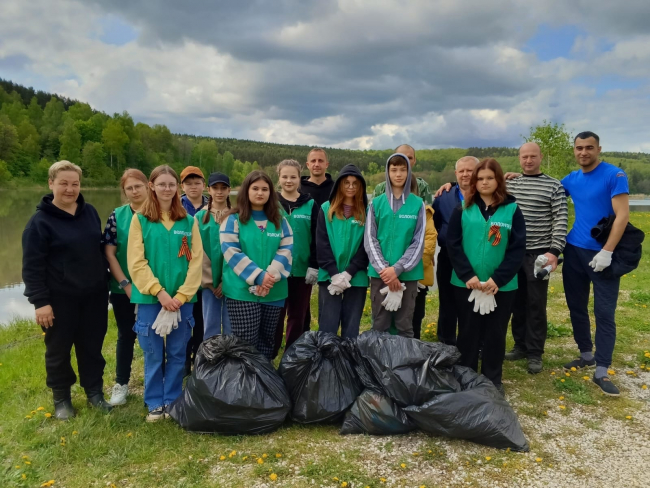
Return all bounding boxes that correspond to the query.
[222,215,289,303]
[109,204,133,294]
[317,202,369,287]
[195,209,224,289]
[450,202,518,291]
[282,199,314,278]
[367,193,424,281]
[130,213,198,304]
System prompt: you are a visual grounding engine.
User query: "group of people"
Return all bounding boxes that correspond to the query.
[21,130,631,423]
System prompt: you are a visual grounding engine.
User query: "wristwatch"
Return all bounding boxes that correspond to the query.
[118,279,130,289]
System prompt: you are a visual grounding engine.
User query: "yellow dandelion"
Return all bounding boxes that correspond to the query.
[420,485,426,488]
[275,453,282,458]
[44,413,52,418]
[262,453,268,459]
[341,483,348,488]
[333,477,339,481]
[570,367,577,372]
[25,461,31,465]
[380,478,387,483]
[625,415,632,420]
[559,396,565,400]
[485,456,492,461]
[219,455,226,461]
[560,379,565,383]
[412,452,419,456]
[608,369,616,375]
[503,462,508,467]
[15,465,20,469]
[126,432,132,438]
[37,407,44,411]
[25,415,32,419]
[550,372,556,376]
[269,473,278,481]
[242,456,248,461]
[257,458,264,465]
[559,405,566,410]
[565,372,571,377]
[427,449,433,454]
[642,385,647,390]
[72,431,78,435]
[400,463,406,468]
[22,456,29,460]
[583,376,590,380]
[543,411,548,416]
[22,474,27,480]
[626,371,634,375]
[536,457,542,462]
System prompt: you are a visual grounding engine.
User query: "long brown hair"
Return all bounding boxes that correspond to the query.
[140,165,187,222]
[328,175,366,223]
[464,158,508,208]
[227,170,281,228]
[119,168,148,203]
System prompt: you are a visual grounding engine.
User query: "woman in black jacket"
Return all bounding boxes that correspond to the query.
[22,161,112,420]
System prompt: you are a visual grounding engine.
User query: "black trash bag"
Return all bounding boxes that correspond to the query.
[354,331,462,406]
[404,366,529,451]
[340,389,415,435]
[279,331,363,424]
[168,335,291,434]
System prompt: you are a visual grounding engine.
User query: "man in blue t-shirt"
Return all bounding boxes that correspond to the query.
[561,131,629,397]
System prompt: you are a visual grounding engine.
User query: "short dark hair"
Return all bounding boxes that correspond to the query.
[574,131,600,144]
[387,154,408,168]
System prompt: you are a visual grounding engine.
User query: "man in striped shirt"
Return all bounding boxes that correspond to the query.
[504,143,568,373]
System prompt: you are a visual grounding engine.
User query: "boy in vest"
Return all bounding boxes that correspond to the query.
[365,153,426,337]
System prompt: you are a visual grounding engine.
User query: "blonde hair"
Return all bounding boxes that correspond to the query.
[277,159,302,176]
[48,160,82,181]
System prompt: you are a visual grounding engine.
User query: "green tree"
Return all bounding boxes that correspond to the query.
[67,102,93,121]
[192,140,219,172]
[59,120,82,164]
[0,159,12,183]
[524,120,574,179]
[0,121,19,166]
[30,158,51,181]
[222,151,235,176]
[41,97,65,134]
[82,141,113,181]
[102,119,129,169]
[27,97,44,129]
[0,100,27,126]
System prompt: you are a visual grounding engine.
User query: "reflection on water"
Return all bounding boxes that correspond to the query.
[0,189,123,324]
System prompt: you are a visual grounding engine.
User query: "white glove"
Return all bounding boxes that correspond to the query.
[533,255,549,279]
[172,310,182,330]
[468,289,481,313]
[328,281,345,295]
[152,308,177,337]
[249,286,269,297]
[329,272,352,295]
[479,293,497,315]
[417,282,427,290]
[305,267,319,285]
[380,283,406,312]
[589,249,612,272]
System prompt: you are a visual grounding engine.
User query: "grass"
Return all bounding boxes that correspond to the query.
[1,213,650,487]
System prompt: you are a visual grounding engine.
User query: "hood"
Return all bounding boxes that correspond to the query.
[384,152,413,211]
[329,164,368,207]
[300,173,333,188]
[36,193,87,219]
[277,191,313,214]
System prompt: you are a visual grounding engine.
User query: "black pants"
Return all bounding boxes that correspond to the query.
[411,286,428,339]
[454,287,516,386]
[510,253,550,359]
[436,246,458,345]
[110,292,137,385]
[44,291,109,393]
[186,293,204,367]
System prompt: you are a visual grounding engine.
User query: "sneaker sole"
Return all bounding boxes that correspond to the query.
[108,398,127,406]
[592,381,620,397]
[563,363,596,371]
[146,415,165,423]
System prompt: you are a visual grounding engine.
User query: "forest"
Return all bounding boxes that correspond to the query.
[1,78,649,193]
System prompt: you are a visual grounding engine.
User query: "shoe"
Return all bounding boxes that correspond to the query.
[87,392,113,413]
[592,375,620,397]
[163,405,171,419]
[495,384,506,398]
[527,357,543,374]
[146,407,165,422]
[52,389,75,421]
[563,357,596,370]
[504,348,526,361]
[108,383,129,406]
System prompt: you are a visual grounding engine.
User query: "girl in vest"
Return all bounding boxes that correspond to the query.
[447,158,526,395]
[316,164,369,339]
[273,159,320,357]
[196,172,232,339]
[127,165,203,422]
[220,170,293,360]
[104,168,148,406]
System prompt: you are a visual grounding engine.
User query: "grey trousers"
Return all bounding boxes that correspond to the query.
[370,278,419,338]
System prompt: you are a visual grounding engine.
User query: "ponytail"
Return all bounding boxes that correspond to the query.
[203,195,213,225]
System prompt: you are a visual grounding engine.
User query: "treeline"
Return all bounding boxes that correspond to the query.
[1,78,650,192]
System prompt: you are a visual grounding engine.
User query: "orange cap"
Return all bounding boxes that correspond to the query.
[180,166,205,182]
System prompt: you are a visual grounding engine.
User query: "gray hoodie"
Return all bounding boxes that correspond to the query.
[365,153,426,277]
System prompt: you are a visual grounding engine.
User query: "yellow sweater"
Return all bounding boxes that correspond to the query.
[127,212,203,304]
[419,206,438,286]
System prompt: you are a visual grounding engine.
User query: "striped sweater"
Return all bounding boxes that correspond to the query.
[505,173,568,255]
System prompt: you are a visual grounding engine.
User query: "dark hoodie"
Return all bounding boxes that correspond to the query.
[446,193,526,288]
[300,173,334,207]
[22,193,108,308]
[277,191,319,269]
[316,165,370,279]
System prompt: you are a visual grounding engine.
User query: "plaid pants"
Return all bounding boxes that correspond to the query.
[225,298,282,360]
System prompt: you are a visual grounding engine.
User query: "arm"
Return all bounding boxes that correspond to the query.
[603,193,630,252]
[490,207,526,288]
[316,208,340,277]
[175,219,204,303]
[364,202,389,273]
[549,183,568,256]
[220,214,266,286]
[393,202,426,276]
[345,231,370,278]
[308,201,319,269]
[127,214,163,297]
[22,219,51,309]
[446,206,475,282]
[266,217,293,281]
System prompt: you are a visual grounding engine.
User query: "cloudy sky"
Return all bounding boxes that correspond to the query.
[1,0,649,151]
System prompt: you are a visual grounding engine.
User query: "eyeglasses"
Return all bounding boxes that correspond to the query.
[124,184,145,192]
[155,183,178,190]
[343,181,359,189]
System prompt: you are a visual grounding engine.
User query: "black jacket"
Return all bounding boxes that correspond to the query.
[591,215,645,278]
[432,182,463,248]
[22,193,108,308]
[316,165,369,279]
[277,191,319,270]
[300,174,334,207]
[447,194,526,288]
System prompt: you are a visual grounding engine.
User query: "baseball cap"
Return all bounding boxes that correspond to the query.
[180,166,205,182]
[208,172,231,187]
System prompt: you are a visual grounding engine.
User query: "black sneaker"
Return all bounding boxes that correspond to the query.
[527,357,543,374]
[563,357,596,370]
[504,348,526,361]
[87,393,113,413]
[592,375,620,397]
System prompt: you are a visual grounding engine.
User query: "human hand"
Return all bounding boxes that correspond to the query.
[214,283,223,298]
[379,266,398,286]
[543,253,558,272]
[482,278,499,295]
[35,305,54,328]
[157,290,180,312]
[465,276,482,290]
[589,249,612,272]
[124,283,132,299]
[262,272,277,290]
[434,183,453,198]
[504,172,522,180]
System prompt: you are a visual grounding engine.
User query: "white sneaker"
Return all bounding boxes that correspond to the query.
[108,383,129,406]
[146,407,165,422]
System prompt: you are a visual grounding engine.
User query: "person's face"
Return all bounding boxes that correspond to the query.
[455,161,475,189]
[181,176,205,198]
[388,164,408,189]
[48,171,80,205]
[574,137,601,168]
[476,169,497,197]
[248,179,270,208]
[341,176,360,199]
[279,166,300,193]
[396,145,416,168]
[306,151,329,177]
[208,182,230,204]
[519,145,543,174]
[123,176,147,204]
[150,173,178,205]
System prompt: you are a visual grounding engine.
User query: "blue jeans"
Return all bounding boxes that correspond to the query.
[202,288,231,339]
[318,284,366,339]
[563,244,620,368]
[134,302,195,411]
